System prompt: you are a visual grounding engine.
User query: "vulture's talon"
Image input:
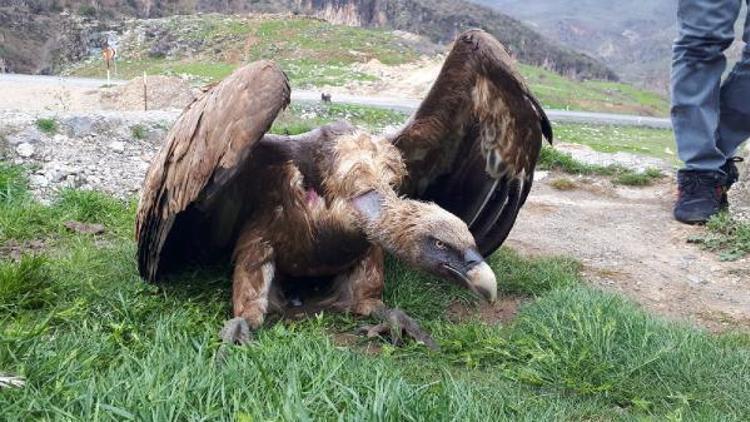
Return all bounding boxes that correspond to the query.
[219,317,252,345]
[359,309,440,351]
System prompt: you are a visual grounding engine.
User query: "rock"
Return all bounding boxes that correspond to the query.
[7,127,44,146]
[29,174,49,187]
[61,116,94,138]
[64,221,105,235]
[109,141,125,153]
[16,142,34,158]
[44,163,77,183]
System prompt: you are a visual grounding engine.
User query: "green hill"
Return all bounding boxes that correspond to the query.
[65,14,669,116]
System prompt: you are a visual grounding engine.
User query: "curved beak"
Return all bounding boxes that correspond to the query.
[442,249,498,303]
[465,261,497,303]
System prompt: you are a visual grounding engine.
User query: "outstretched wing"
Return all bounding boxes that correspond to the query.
[136,61,290,282]
[391,29,552,257]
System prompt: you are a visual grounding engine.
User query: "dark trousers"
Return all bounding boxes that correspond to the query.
[671,0,750,171]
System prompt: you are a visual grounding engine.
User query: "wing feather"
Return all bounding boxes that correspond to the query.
[136,61,290,281]
[391,29,551,256]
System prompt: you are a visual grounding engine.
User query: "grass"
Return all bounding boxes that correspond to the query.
[130,125,146,140]
[2,159,750,419]
[520,65,671,117]
[271,103,408,135]
[553,123,677,162]
[538,147,665,186]
[63,14,669,117]
[689,212,750,261]
[549,177,577,191]
[35,118,57,135]
[68,15,419,88]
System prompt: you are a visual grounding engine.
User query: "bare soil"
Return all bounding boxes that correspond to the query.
[508,172,750,331]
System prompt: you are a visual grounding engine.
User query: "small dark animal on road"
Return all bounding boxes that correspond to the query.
[136,30,552,349]
[321,93,332,103]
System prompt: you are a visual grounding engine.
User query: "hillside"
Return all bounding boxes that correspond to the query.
[0,0,615,80]
[474,0,747,91]
[61,14,669,116]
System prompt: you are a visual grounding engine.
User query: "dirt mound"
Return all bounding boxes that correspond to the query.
[322,56,444,99]
[99,76,197,111]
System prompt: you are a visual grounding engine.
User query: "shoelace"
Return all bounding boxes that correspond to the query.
[724,156,744,185]
[679,173,722,197]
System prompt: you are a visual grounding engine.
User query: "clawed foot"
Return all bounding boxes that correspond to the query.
[215,317,252,366]
[219,317,252,345]
[359,308,439,351]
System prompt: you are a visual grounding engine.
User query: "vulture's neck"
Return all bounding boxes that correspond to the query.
[351,190,420,260]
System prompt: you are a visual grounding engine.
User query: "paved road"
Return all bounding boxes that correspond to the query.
[292,91,673,129]
[0,73,672,129]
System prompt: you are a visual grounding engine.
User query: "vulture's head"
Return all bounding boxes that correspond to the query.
[353,191,497,303]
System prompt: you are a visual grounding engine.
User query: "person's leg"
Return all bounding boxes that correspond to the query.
[717,2,750,158]
[671,0,742,223]
[671,0,742,171]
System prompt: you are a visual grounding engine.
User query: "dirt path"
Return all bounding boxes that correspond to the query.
[508,173,750,331]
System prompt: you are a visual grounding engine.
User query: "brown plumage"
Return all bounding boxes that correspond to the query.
[136,30,551,347]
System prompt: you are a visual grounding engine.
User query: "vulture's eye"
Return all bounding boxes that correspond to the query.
[435,240,446,250]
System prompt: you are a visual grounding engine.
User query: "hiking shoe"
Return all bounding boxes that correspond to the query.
[674,170,727,224]
[720,156,744,208]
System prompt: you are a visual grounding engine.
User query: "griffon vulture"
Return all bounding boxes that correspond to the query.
[136,30,552,348]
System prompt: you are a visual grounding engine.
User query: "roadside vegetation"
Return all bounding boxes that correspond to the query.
[68,15,423,88]
[553,122,677,162]
[538,147,665,187]
[272,103,408,135]
[34,118,57,136]
[2,143,749,419]
[66,14,669,117]
[521,65,671,117]
[689,213,750,261]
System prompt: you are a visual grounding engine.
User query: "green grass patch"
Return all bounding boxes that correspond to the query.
[0,255,52,314]
[554,123,677,163]
[130,124,146,140]
[2,163,749,419]
[613,168,665,186]
[271,103,408,135]
[520,65,670,117]
[0,162,28,203]
[539,147,664,186]
[68,15,420,87]
[0,174,135,243]
[34,118,57,135]
[689,212,750,261]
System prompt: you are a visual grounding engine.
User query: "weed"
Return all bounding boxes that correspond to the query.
[271,103,408,135]
[689,212,750,261]
[553,123,677,162]
[539,147,664,186]
[550,177,577,190]
[130,125,147,140]
[613,168,664,186]
[35,118,57,135]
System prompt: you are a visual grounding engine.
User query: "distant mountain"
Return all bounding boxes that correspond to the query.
[0,0,616,81]
[473,0,747,91]
[472,0,677,90]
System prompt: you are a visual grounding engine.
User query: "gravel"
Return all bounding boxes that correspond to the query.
[1,110,178,200]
